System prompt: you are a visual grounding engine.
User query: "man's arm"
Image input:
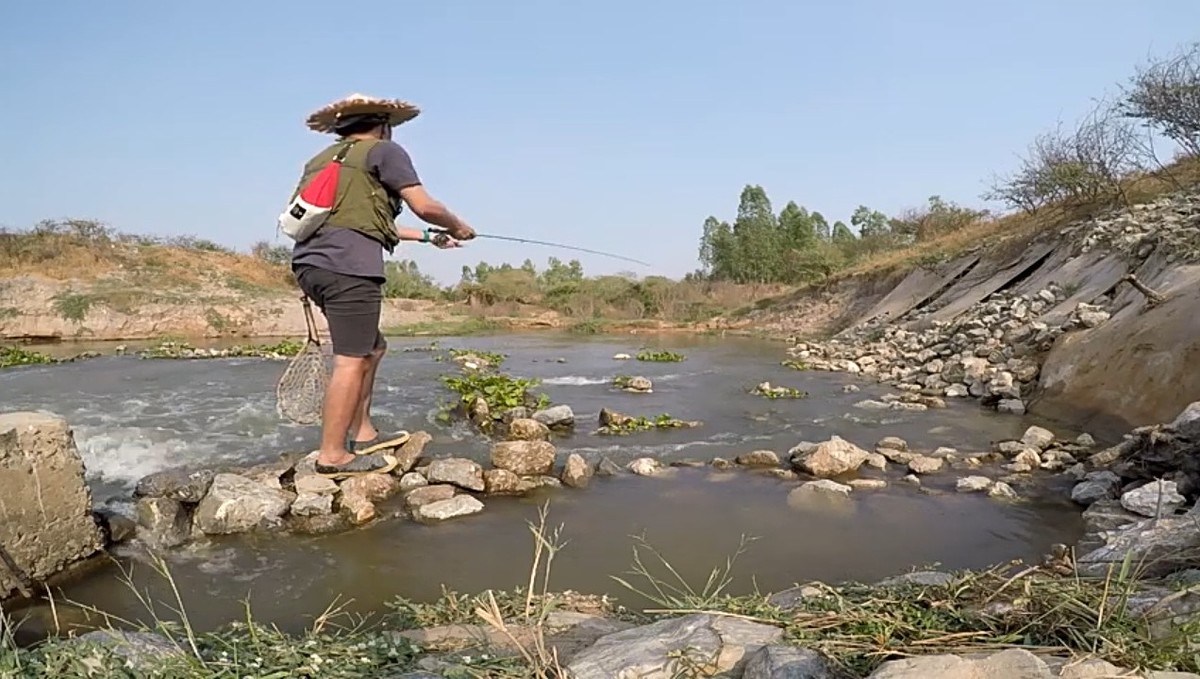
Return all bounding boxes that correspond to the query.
[398,185,475,240]
[370,141,476,241]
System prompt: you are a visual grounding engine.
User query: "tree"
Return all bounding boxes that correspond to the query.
[1120,42,1200,158]
[778,201,818,252]
[831,221,855,246]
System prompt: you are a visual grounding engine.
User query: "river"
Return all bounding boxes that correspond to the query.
[1,332,1085,636]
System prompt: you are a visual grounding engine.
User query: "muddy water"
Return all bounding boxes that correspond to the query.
[1,333,1085,634]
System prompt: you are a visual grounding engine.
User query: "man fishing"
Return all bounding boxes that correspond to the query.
[290,93,476,479]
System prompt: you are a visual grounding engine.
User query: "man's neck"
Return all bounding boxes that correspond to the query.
[345,132,381,142]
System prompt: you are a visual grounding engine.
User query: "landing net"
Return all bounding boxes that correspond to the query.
[275,296,328,425]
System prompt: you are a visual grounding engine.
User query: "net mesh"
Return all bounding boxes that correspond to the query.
[275,297,329,425]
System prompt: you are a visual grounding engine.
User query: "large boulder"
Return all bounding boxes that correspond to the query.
[793,436,869,478]
[0,411,105,600]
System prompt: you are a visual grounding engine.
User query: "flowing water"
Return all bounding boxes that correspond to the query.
[1,332,1086,635]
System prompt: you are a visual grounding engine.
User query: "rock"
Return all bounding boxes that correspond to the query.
[94,508,136,545]
[848,478,887,490]
[565,613,783,679]
[134,468,215,503]
[192,473,292,535]
[135,497,192,548]
[491,440,557,476]
[794,436,869,478]
[518,475,562,492]
[742,645,834,679]
[1021,425,1055,450]
[625,376,653,392]
[286,511,350,535]
[404,484,457,510]
[997,399,1026,415]
[710,457,735,470]
[877,571,954,587]
[1076,433,1097,447]
[338,489,376,525]
[341,473,399,503]
[507,418,551,441]
[562,453,593,489]
[1012,448,1042,470]
[0,411,105,599]
[1077,514,1200,578]
[628,457,662,476]
[290,492,333,517]
[294,472,338,496]
[863,452,888,470]
[945,383,969,398]
[414,495,484,523]
[69,630,184,672]
[736,450,781,467]
[596,457,623,477]
[426,457,485,492]
[392,430,433,474]
[483,468,524,495]
[866,648,1051,678]
[532,405,575,429]
[1121,479,1186,517]
[956,475,994,492]
[1070,471,1122,506]
[843,384,860,393]
[613,353,631,360]
[398,472,428,491]
[988,481,1018,500]
[907,455,944,475]
[876,436,908,452]
[902,474,921,485]
[1169,401,1200,440]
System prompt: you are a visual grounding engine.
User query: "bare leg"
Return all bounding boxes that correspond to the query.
[350,345,386,444]
[317,355,371,466]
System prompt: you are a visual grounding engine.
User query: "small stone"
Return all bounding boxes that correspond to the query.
[876,436,908,452]
[414,495,484,523]
[988,481,1018,500]
[1020,426,1055,450]
[507,418,551,441]
[426,458,485,492]
[736,450,780,467]
[710,457,735,470]
[902,474,921,485]
[957,476,994,492]
[765,469,797,480]
[398,472,428,491]
[908,455,944,475]
[491,440,557,476]
[864,453,888,470]
[341,473,399,503]
[789,479,852,501]
[1071,471,1122,506]
[483,468,524,495]
[843,384,860,393]
[627,458,661,476]
[532,405,575,429]
[1075,433,1096,447]
[613,353,631,360]
[848,478,887,490]
[295,474,338,496]
[1121,480,1186,517]
[290,493,332,517]
[997,399,1026,415]
[595,457,622,477]
[404,484,456,510]
[562,453,593,489]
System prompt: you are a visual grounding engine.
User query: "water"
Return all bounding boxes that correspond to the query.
[1,332,1084,634]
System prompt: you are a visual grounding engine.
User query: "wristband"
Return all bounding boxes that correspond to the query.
[420,229,431,243]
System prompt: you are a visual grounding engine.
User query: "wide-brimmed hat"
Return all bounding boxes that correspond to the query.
[305,93,421,134]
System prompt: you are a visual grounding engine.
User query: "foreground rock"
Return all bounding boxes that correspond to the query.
[866,648,1198,678]
[0,411,105,599]
[792,436,869,478]
[565,613,783,678]
[193,473,294,534]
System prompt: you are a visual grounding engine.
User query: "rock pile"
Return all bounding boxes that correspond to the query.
[1072,190,1200,260]
[129,425,601,547]
[1064,401,1200,578]
[787,282,1120,414]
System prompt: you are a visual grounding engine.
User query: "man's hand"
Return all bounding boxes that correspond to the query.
[448,223,476,241]
[433,234,461,249]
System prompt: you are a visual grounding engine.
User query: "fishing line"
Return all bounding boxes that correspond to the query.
[430,229,651,267]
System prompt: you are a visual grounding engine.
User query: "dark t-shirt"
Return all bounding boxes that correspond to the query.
[291,140,421,282]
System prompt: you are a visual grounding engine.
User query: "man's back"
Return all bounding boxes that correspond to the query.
[291,139,424,282]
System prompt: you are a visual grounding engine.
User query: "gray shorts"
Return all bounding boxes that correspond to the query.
[294,265,387,357]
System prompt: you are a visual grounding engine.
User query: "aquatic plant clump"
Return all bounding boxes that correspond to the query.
[434,346,508,369]
[439,372,550,416]
[751,382,808,399]
[781,359,807,371]
[597,412,699,435]
[635,350,686,363]
[138,339,304,360]
[0,346,56,369]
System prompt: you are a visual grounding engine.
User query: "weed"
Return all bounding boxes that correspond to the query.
[440,372,550,416]
[635,350,686,363]
[50,293,92,323]
[750,383,808,399]
[0,346,56,369]
[597,412,700,435]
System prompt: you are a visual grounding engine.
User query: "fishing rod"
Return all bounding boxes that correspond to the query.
[429,229,651,267]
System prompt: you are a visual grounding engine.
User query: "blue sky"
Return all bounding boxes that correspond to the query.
[1,1,1197,284]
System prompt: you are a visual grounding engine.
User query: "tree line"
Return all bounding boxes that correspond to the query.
[695,40,1200,286]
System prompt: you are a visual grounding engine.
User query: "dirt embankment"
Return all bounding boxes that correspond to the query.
[717,191,1200,437]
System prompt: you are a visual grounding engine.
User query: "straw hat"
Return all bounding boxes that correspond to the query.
[305,93,421,133]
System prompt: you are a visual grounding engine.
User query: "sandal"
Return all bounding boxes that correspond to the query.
[315,452,400,480]
[348,430,411,455]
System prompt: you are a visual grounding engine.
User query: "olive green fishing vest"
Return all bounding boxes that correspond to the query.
[294,139,402,251]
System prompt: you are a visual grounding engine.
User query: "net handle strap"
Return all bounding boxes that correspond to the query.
[301,296,321,345]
